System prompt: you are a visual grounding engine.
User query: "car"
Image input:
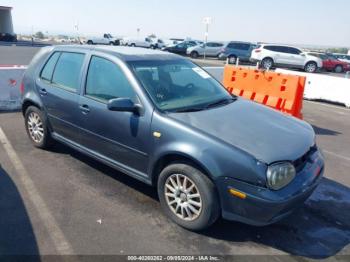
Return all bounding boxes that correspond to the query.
[21,45,325,230]
[86,33,121,46]
[218,41,256,64]
[307,52,350,73]
[0,32,17,42]
[251,44,323,73]
[186,42,225,58]
[333,53,350,64]
[162,41,200,55]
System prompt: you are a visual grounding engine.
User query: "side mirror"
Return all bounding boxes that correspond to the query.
[107,98,142,115]
[300,53,306,57]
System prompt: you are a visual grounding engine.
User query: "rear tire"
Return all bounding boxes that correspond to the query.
[228,55,237,64]
[261,57,274,69]
[24,106,53,149]
[157,163,220,231]
[304,61,317,73]
[87,40,93,45]
[334,65,343,73]
[130,43,136,47]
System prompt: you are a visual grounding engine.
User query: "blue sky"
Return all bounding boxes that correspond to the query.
[2,0,350,47]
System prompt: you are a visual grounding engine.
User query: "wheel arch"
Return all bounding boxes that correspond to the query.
[22,99,42,116]
[150,152,214,187]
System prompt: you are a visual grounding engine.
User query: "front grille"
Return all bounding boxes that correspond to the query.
[293,145,318,172]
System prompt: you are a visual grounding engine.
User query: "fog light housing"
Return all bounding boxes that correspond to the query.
[267,162,296,190]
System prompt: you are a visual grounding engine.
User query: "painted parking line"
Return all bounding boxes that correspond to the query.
[323,150,350,162]
[0,127,73,254]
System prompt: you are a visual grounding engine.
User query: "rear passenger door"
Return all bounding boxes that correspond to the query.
[36,51,86,142]
[77,54,152,177]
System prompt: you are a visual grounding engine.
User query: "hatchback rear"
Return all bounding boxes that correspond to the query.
[218,41,256,64]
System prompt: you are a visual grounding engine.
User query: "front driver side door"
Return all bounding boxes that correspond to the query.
[77,54,152,178]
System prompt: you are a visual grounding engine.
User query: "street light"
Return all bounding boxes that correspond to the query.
[202,17,212,60]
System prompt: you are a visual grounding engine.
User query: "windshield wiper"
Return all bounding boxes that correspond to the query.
[205,97,236,109]
[172,107,206,113]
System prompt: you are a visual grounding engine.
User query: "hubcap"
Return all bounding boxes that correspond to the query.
[263,60,272,69]
[229,57,236,64]
[27,112,44,143]
[164,174,202,221]
[306,63,316,72]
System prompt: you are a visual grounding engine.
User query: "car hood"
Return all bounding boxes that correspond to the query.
[168,99,315,164]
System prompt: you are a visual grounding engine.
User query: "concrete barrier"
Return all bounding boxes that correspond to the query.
[0,66,26,111]
[275,69,350,108]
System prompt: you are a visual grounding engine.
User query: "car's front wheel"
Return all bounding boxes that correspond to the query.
[158,163,220,231]
[190,51,199,59]
[25,106,53,149]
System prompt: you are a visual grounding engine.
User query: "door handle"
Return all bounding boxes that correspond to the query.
[39,88,47,95]
[79,104,90,114]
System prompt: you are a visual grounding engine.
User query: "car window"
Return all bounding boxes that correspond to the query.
[288,47,302,55]
[85,56,136,102]
[206,43,214,47]
[41,52,61,82]
[51,52,85,92]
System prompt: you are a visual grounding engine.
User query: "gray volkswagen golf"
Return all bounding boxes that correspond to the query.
[21,45,324,230]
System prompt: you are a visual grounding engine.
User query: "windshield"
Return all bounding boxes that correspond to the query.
[128,59,233,112]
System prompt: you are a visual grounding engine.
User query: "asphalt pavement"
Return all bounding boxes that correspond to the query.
[0,101,349,259]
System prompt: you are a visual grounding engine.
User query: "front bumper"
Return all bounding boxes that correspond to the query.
[216,149,325,226]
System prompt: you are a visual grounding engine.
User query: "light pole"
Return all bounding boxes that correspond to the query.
[202,17,212,60]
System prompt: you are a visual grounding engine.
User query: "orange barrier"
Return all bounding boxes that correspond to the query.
[223,66,306,119]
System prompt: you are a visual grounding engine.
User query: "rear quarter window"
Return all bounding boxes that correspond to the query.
[40,52,61,81]
[51,52,85,92]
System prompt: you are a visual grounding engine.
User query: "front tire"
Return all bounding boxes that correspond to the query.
[24,106,53,149]
[190,51,199,59]
[158,163,220,231]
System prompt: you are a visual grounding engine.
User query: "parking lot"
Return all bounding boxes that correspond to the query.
[0,44,350,260]
[0,100,349,258]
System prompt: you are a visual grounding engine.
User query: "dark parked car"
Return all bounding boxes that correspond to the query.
[0,32,17,42]
[218,41,256,64]
[162,41,200,55]
[22,46,325,230]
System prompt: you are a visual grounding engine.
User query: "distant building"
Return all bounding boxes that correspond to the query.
[0,6,14,34]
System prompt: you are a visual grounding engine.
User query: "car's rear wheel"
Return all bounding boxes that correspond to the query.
[261,57,274,69]
[158,163,220,231]
[190,51,199,59]
[228,55,237,64]
[334,65,343,73]
[25,106,53,149]
[130,43,136,47]
[87,40,93,45]
[304,62,317,73]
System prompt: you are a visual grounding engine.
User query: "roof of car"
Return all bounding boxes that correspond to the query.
[52,45,183,61]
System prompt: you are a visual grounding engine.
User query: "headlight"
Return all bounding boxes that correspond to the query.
[267,162,296,190]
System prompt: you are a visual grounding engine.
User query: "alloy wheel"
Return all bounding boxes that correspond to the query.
[164,174,202,221]
[27,112,44,143]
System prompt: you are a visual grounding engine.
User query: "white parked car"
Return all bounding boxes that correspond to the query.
[86,34,120,45]
[333,53,350,64]
[124,37,155,48]
[186,42,224,58]
[251,44,323,73]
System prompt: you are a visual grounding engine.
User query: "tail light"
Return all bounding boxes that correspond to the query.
[254,49,261,53]
[20,81,24,95]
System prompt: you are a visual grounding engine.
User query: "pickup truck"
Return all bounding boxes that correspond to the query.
[86,34,121,46]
